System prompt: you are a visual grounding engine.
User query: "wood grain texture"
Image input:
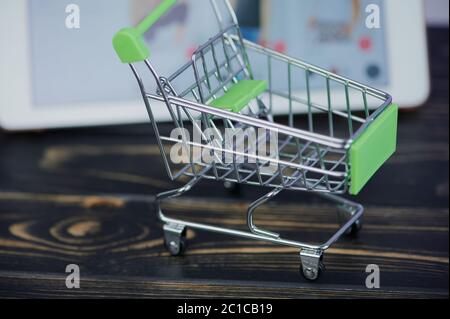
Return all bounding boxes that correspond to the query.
[0,28,448,299]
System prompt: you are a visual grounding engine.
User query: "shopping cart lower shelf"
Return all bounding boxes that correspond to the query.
[113,0,398,281]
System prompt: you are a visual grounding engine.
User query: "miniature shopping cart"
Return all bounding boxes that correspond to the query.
[113,0,398,281]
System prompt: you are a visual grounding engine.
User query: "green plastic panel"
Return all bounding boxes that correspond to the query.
[113,0,177,63]
[113,28,150,63]
[210,80,268,113]
[349,104,398,195]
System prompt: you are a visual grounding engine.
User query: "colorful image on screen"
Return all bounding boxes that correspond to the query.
[28,0,389,107]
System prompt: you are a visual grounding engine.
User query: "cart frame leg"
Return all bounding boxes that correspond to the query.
[247,188,283,238]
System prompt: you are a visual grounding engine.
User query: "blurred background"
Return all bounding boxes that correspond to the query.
[426,0,449,26]
[0,0,444,129]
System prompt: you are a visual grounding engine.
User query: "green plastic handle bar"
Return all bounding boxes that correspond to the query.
[113,0,177,63]
[136,0,177,35]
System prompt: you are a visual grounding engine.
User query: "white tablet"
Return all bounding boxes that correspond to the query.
[0,0,430,130]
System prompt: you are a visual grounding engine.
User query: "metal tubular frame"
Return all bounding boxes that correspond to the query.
[128,0,391,281]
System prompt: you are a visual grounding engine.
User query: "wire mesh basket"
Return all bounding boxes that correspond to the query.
[113,0,398,281]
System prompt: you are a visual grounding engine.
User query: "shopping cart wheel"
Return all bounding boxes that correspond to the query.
[300,249,324,281]
[300,262,324,282]
[224,181,241,196]
[164,237,186,256]
[347,218,363,237]
[338,205,363,237]
[163,223,187,256]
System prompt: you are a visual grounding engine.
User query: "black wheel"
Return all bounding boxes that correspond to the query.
[224,181,242,196]
[164,236,187,256]
[345,218,363,238]
[300,261,325,281]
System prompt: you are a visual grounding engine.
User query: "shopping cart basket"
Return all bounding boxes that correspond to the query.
[113,0,398,281]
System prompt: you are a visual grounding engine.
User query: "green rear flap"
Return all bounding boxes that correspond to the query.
[349,104,398,195]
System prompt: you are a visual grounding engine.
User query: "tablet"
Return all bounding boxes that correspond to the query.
[0,0,430,130]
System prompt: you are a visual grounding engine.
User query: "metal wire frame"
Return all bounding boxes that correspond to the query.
[164,24,252,104]
[128,22,391,195]
[124,0,394,280]
[145,92,350,193]
[239,36,393,142]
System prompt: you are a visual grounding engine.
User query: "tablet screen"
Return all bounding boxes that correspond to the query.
[238,0,389,90]
[28,0,389,107]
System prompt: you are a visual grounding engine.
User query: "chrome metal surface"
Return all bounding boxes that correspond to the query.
[126,0,390,281]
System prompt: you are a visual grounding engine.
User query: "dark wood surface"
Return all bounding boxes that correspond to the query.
[0,28,448,299]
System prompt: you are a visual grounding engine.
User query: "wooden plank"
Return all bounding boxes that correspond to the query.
[0,272,447,299]
[0,192,447,297]
[0,28,448,298]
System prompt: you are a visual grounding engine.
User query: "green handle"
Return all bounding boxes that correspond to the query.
[136,0,177,35]
[113,0,178,63]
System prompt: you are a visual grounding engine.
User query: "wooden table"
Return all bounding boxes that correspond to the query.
[0,28,448,299]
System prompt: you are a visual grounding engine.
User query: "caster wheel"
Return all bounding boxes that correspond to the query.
[164,236,187,256]
[300,261,325,282]
[224,181,241,196]
[345,218,363,237]
[163,224,187,256]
